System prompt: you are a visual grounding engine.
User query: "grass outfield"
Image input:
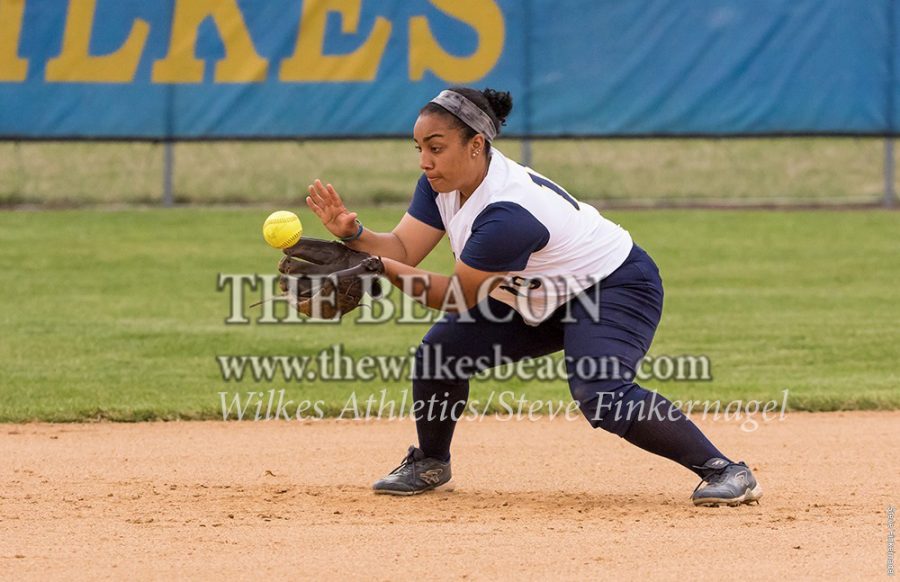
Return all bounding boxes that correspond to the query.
[0,207,897,422]
[0,138,891,207]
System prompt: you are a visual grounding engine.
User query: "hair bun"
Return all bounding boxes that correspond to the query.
[482,89,513,126]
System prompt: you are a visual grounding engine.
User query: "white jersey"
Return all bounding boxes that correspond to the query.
[407,149,633,325]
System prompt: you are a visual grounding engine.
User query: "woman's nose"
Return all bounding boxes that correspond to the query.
[419,152,433,171]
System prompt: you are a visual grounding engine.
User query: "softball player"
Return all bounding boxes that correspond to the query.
[305,87,762,507]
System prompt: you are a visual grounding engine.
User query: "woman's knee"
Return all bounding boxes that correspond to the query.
[414,342,472,384]
[569,379,652,436]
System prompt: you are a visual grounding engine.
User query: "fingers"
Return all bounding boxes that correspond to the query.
[308,180,340,229]
[308,180,330,210]
[325,183,344,206]
[315,180,337,207]
[307,180,356,239]
[306,195,324,217]
[308,180,345,208]
[308,179,349,218]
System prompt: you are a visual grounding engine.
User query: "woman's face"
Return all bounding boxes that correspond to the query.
[413,113,484,193]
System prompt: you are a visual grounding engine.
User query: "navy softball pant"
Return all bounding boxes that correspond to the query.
[413,244,668,458]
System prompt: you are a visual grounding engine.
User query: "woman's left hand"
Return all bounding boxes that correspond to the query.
[306,179,359,239]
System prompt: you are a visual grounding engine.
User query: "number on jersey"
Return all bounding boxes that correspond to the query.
[528,172,579,210]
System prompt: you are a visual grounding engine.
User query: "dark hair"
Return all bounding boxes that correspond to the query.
[420,87,513,153]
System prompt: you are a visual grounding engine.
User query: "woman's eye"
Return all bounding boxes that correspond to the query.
[431,147,441,153]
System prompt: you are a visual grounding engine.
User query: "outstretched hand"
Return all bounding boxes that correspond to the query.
[306,179,359,239]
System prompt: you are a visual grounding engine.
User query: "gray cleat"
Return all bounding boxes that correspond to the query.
[372,446,452,496]
[691,458,763,507]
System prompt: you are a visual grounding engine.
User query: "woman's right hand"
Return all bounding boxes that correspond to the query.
[306,179,359,239]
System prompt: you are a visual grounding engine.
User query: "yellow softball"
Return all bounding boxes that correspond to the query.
[262,210,303,249]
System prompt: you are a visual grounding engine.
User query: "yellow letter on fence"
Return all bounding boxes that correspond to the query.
[152,0,267,83]
[409,0,504,83]
[45,0,149,82]
[279,0,391,82]
[0,0,27,81]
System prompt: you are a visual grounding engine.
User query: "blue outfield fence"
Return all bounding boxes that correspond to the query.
[0,0,898,139]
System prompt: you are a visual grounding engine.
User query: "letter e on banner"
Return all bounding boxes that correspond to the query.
[280,0,391,82]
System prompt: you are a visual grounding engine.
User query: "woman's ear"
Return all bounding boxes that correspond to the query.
[470,135,485,158]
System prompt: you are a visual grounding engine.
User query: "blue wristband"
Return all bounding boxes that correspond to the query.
[340,220,364,242]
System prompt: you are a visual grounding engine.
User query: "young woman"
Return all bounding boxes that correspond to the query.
[304,87,762,507]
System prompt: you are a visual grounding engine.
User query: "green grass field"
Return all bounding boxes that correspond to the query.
[0,138,892,207]
[0,207,896,422]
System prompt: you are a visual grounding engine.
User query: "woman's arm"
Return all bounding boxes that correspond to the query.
[306,180,442,265]
[345,213,443,266]
[382,258,505,312]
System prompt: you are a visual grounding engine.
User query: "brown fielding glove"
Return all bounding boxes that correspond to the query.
[277,237,384,319]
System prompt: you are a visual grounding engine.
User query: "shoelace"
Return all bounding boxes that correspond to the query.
[690,463,733,496]
[388,448,419,483]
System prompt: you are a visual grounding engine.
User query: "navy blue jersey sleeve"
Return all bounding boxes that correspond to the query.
[460,202,550,272]
[406,174,445,230]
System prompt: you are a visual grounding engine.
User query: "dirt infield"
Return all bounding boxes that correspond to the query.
[2,412,896,580]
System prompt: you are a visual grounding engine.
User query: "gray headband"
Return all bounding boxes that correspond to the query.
[429,90,498,142]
